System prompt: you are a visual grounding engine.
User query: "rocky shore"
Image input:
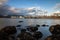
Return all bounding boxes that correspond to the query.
[0,24,60,40]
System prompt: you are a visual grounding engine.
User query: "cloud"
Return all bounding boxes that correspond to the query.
[8,7,48,16]
[0,0,7,5]
[8,7,20,13]
[0,0,9,15]
[53,10,60,13]
[19,7,48,16]
[53,3,60,15]
[54,3,60,10]
[0,4,22,16]
[0,0,48,16]
[0,5,10,15]
[0,5,48,16]
[0,0,21,16]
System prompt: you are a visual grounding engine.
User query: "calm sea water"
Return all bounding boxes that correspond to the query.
[0,18,60,40]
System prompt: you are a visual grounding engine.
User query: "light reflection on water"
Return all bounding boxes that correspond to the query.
[0,18,60,40]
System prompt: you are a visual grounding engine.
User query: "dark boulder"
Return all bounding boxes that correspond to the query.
[21,29,26,33]
[45,35,60,40]
[19,21,23,23]
[49,24,60,34]
[17,32,36,40]
[27,27,38,32]
[16,25,21,27]
[0,26,17,40]
[0,26,17,35]
[33,31,43,40]
[42,24,49,27]
[0,32,9,40]
[36,25,40,27]
[8,35,15,40]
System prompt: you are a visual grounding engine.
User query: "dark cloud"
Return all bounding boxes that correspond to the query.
[0,0,48,16]
[0,0,10,15]
[0,5,10,15]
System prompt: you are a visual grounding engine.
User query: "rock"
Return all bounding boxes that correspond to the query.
[0,31,16,40]
[8,35,15,40]
[49,24,60,34]
[17,32,36,40]
[16,25,21,27]
[0,32,9,40]
[45,35,60,40]
[27,27,38,32]
[0,26,17,35]
[42,24,49,27]
[36,25,40,27]
[33,31,43,40]
[21,29,26,33]
[19,21,23,23]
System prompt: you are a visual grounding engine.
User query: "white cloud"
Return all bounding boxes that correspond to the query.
[19,7,48,16]
[9,7,20,13]
[53,10,60,13]
[54,3,60,10]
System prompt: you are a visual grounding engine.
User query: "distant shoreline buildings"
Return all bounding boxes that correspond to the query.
[0,12,60,19]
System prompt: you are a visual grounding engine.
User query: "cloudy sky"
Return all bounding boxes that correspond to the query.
[0,0,60,16]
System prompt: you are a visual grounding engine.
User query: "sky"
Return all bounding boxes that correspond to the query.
[0,0,60,16]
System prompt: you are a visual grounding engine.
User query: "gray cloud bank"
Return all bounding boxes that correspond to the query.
[0,0,48,16]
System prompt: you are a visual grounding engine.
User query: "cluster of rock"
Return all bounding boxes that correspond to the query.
[45,24,60,40]
[17,25,43,40]
[0,26,17,40]
[0,24,43,40]
[1,23,58,40]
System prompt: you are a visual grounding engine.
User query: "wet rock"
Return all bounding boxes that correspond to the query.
[45,35,60,40]
[33,31,43,40]
[19,21,23,23]
[0,26,17,40]
[27,27,38,32]
[49,24,60,34]
[0,32,9,40]
[21,29,26,33]
[17,32,36,40]
[36,25,40,27]
[16,25,21,27]
[42,24,49,27]
[0,31,16,40]
[0,26,17,35]
[8,35,15,40]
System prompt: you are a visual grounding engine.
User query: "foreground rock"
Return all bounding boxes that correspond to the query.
[21,29,26,33]
[36,24,40,27]
[17,31,43,40]
[17,32,36,40]
[16,25,21,27]
[0,32,9,40]
[0,26,17,35]
[33,31,43,40]
[19,21,23,23]
[49,24,60,35]
[42,24,49,27]
[45,35,60,40]
[27,27,38,32]
[0,26,17,40]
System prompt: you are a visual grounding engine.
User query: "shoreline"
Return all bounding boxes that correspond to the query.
[0,18,60,19]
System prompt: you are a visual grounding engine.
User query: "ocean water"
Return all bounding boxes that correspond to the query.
[0,18,60,40]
